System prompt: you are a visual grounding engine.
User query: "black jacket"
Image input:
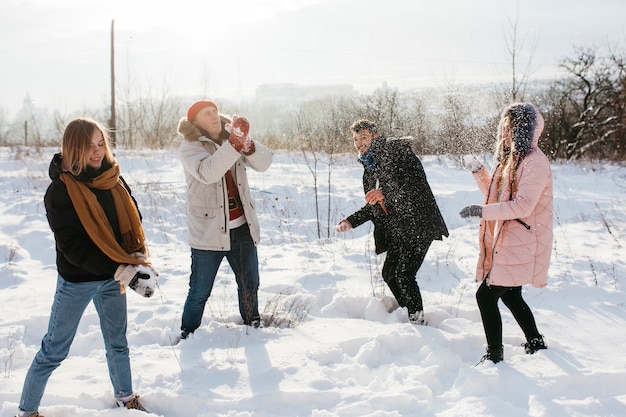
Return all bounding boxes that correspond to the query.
[44,153,139,282]
[347,138,448,254]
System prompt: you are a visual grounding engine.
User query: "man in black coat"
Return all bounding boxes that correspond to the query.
[336,119,449,324]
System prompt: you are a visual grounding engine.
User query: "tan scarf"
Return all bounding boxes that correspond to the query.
[59,163,150,267]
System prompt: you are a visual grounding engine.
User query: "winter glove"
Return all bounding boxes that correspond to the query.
[226,115,253,153]
[114,264,158,298]
[459,204,483,218]
[177,118,202,142]
[335,219,353,232]
[461,154,484,173]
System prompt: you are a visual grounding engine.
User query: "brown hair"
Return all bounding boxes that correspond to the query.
[350,119,378,135]
[61,118,115,176]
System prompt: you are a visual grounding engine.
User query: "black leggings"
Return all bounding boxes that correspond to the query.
[476,280,541,349]
[382,240,431,314]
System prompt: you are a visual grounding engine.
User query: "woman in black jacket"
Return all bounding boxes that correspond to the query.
[15,118,157,417]
[336,119,448,325]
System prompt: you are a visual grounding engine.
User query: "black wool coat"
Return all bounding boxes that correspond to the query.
[346,138,449,254]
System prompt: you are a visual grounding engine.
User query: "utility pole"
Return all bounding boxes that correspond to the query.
[109,19,117,148]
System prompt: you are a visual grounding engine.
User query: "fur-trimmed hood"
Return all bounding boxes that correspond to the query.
[178,114,232,143]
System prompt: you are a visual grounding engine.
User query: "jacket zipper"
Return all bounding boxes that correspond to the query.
[222,174,228,232]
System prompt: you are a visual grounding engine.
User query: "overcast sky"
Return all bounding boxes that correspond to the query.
[1,0,624,116]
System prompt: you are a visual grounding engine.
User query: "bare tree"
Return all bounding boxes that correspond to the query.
[319,96,361,236]
[362,84,410,138]
[438,90,470,155]
[283,94,360,239]
[289,106,323,239]
[402,92,435,154]
[137,87,183,149]
[0,107,9,146]
[502,2,537,102]
[117,73,184,149]
[547,46,626,160]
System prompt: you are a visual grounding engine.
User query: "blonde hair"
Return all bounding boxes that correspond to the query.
[494,103,538,194]
[61,118,115,176]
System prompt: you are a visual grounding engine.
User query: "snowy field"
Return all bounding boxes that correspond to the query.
[1,147,625,417]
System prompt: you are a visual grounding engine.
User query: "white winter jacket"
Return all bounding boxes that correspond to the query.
[180,134,272,251]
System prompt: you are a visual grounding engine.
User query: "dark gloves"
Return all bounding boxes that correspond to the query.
[177,118,202,142]
[226,115,254,153]
[459,204,483,218]
[114,264,158,298]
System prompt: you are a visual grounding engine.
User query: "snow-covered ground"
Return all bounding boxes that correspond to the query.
[1,147,625,417]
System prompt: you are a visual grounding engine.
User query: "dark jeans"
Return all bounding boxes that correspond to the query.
[476,279,541,349]
[382,240,431,315]
[181,224,260,332]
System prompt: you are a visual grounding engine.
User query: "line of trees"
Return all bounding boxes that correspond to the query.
[541,46,626,160]
[0,44,624,161]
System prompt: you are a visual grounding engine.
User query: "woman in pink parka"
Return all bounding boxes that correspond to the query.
[460,102,553,364]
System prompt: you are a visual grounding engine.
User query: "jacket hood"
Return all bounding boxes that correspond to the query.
[184,114,232,143]
[531,128,540,149]
[511,104,540,157]
[49,153,63,180]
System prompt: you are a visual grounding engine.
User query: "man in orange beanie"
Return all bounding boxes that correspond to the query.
[177,100,273,339]
[186,100,218,121]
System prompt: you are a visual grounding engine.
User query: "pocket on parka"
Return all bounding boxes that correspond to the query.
[189,205,218,219]
[496,221,536,266]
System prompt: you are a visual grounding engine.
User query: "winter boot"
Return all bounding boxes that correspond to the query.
[117,394,147,412]
[15,413,44,417]
[477,346,504,365]
[524,335,547,354]
[409,311,427,325]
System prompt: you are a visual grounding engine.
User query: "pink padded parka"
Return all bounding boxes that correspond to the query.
[471,137,553,288]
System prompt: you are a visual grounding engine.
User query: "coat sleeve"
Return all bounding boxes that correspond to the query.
[472,166,492,198]
[243,141,273,172]
[346,203,375,228]
[180,139,242,185]
[481,153,551,221]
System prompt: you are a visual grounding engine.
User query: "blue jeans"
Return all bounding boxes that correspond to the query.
[181,224,260,332]
[18,276,132,415]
